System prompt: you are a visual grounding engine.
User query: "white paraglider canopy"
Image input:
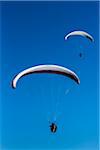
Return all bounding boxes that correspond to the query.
[12,64,80,88]
[64,30,94,42]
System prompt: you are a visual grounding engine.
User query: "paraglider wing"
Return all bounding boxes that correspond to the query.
[12,65,80,88]
[64,30,94,42]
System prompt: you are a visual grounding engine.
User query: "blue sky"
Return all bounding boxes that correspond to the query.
[0,1,99,150]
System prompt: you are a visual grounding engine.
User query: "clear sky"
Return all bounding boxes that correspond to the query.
[0,1,99,150]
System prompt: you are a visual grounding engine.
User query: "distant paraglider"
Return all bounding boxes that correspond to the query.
[12,64,80,89]
[64,30,94,42]
[64,30,94,60]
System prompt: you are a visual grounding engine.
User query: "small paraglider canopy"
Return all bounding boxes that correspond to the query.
[64,30,94,42]
[12,64,80,88]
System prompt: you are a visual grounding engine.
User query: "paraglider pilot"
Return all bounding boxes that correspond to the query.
[50,123,57,133]
[79,52,83,58]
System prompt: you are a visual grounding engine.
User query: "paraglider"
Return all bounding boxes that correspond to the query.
[12,64,80,88]
[79,53,83,57]
[64,30,94,60]
[64,30,94,42]
[50,123,57,133]
[78,51,85,59]
[12,64,80,133]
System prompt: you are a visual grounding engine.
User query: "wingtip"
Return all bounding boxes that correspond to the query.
[64,36,67,40]
[11,81,16,89]
[78,79,80,84]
